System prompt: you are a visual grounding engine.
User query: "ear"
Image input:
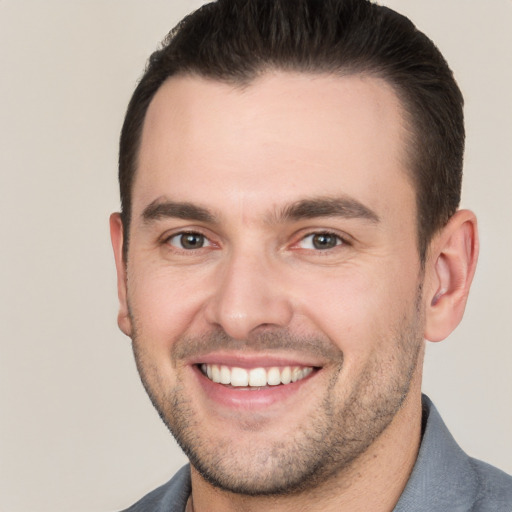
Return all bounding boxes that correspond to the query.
[424,210,479,342]
[109,213,133,337]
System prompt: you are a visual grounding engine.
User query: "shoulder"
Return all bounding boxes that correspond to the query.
[467,457,512,511]
[394,396,512,512]
[119,465,191,512]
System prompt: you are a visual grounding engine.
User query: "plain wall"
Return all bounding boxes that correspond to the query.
[0,1,510,511]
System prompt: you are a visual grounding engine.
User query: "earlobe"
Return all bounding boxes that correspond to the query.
[109,213,133,337]
[424,210,479,342]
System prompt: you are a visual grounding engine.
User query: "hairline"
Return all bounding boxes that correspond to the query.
[122,66,434,265]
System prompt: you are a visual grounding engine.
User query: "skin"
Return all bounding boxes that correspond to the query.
[111,72,478,512]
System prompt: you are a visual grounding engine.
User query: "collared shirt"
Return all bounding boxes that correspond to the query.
[121,395,512,511]
[394,395,512,511]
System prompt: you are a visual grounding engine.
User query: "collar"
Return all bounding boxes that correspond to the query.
[393,394,480,511]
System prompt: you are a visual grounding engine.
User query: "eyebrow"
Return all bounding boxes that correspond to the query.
[141,195,379,225]
[142,199,217,224]
[273,196,380,224]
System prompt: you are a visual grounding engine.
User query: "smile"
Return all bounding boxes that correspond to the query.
[200,364,314,387]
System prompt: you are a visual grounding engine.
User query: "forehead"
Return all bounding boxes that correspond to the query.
[134,71,414,223]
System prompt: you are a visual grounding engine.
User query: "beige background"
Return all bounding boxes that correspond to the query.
[0,1,511,511]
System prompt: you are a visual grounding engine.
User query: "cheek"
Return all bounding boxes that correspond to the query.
[127,263,210,350]
[292,262,419,356]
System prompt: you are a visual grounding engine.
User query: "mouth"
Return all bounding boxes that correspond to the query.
[199,363,316,388]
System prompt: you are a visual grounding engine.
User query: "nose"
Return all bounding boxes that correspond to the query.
[204,250,294,340]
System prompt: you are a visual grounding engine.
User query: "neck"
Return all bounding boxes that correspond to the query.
[189,388,423,512]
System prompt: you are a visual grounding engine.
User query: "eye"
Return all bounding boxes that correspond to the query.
[167,232,211,250]
[298,232,344,250]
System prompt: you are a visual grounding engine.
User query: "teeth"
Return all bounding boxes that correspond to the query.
[291,367,302,382]
[220,365,231,385]
[231,367,249,387]
[267,367,281,386]
[281,366,292,385]
[211,365,221,383]
[248,368,267,387]
[200,364,313,387]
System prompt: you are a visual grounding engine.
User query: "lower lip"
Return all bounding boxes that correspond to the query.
[192,365,318,410]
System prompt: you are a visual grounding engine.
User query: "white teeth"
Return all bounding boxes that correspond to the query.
[211,365,221,383]
[200,364,314,387]
[280,366,292,385]
[220,365,231,385]
[231,367,249,387]
[248,367,267,387]
[267,367,281,386]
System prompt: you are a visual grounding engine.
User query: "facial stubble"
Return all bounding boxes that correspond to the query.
[129,291,424,497]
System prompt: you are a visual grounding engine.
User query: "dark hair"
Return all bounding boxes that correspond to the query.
[119,0,464,262]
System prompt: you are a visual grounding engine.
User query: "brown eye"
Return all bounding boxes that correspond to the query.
[298,233,343,250]
[312,233,339,249]
[168,232,210,250]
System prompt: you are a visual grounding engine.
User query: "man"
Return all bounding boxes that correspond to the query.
[110,0,512,510]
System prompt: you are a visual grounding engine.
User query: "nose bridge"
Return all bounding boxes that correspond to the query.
[205,242,293,340]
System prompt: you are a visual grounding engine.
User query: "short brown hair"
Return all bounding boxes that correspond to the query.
[119,0,464,262]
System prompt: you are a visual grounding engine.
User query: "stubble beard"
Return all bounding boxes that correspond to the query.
[130,294,424,497]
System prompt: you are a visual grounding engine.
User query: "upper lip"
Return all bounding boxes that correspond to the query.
[186,351,325,369]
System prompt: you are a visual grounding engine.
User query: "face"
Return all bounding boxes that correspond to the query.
[114,72,426,495]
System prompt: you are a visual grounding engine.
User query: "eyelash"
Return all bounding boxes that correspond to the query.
[165,231,213,251]
[163,230,349,253]
[294,231,347,251]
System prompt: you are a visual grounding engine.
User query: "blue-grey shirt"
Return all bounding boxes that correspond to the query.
[121,396,512,511]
